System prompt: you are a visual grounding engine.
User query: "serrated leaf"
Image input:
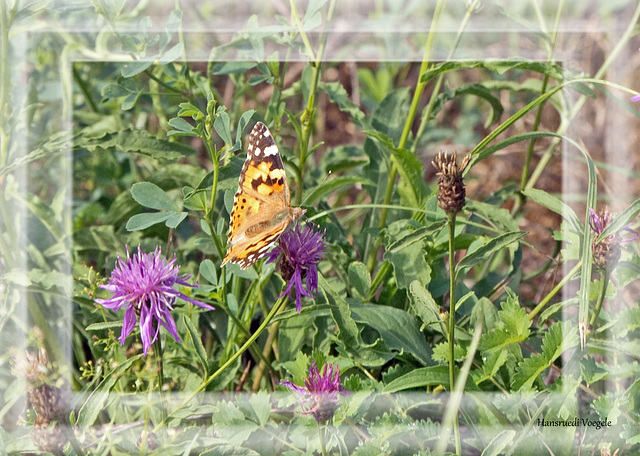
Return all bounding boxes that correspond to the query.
[432,341,465,363]
[478,295,531,354]
[130,182,180,211]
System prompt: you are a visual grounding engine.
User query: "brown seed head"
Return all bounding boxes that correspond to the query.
[432,151,471,215]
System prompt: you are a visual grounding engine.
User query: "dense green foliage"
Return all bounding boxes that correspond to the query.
[2,1,640,455]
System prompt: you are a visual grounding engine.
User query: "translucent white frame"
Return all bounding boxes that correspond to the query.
[2,0,639,453]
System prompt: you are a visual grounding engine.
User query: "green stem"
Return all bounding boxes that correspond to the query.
[291,0,337,205]
[446,212,461,455]
[523,1,640,192]
[155,295,289,431]
[152,337,167,423]
[251,317,281,391]
[528,260,581,320]
[589,268,610,328]
[318,424,327,456]
[72,65,99,113]
[366,0,444,272]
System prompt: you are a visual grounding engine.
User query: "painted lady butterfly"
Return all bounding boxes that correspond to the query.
[221,122,305,269]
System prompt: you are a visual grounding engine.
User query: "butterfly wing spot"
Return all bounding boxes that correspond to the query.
[222,121,303,269]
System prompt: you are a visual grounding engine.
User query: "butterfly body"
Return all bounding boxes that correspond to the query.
[222,122,305,269]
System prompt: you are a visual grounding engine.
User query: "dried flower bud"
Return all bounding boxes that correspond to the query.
[589,208,637,270]
[17,348,68,453]
[432,151,471,215]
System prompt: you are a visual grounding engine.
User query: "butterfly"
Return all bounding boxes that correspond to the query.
[221,121,306,269]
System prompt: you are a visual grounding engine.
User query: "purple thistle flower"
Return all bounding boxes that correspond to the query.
[589,208,638,269]
[95,245,213,356]
[281,361,347,423]
[266,224,327,313]
[588,208,638,241]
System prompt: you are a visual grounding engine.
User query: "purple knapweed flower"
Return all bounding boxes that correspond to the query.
[95,245,213,356]
[266,224,326,313]
[281,361,347,423]
[589,208,638,268]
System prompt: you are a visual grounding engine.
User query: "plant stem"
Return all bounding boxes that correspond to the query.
[589,268,610,328]
[290,0,337,205]
[157,295,289,431]
[528,260,581,320]
[446,212,461,455]
[366,0,444,272]
[152,337,167,423]
[318,424,327,456]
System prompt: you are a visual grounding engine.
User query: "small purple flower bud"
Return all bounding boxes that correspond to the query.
[281,361,348,423]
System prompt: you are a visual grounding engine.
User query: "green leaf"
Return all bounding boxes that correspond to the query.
[599,198,640,241]
[86,321,124,331]
[121,60,153,78]
[199,259,218,285]
[350,303,433,365]
[408,280,442,328]
[319,80,365,123]
[165,211,187,228]
[522,188,582,233]
[348,262,370,299]
[383,366,449,392]
[432,341,465,363]
[473,350,509,385]
[302,175,374,205]
[168,117,196,134]
[130,182,180,211]
[235,110,256,144]
[481,430,516,456]
[126,212,173,231]
[81,128,194,160]
[77,355,143,427]
[121,91,142,111]
[211,61,258,75]
[101,82,133,98]
[159,42,184,63]
[390,146,429,208]
[456,231,526,273]
[478,294,531,354]
[214,111,233,145]
[183,315,209,378]
[318,275,392,367]
[511,321,579,391]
